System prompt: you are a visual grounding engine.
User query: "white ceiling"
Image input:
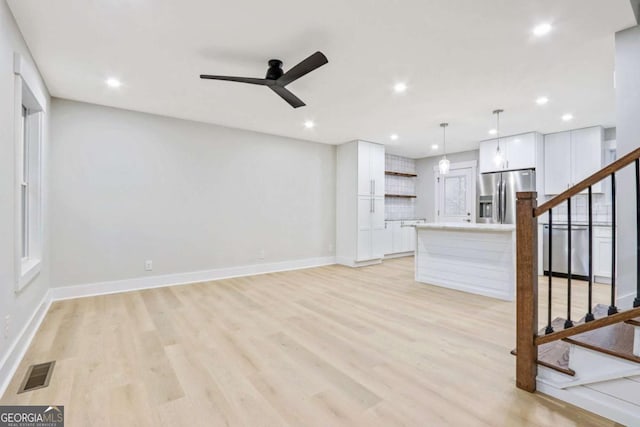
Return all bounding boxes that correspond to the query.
[8,0,637,158]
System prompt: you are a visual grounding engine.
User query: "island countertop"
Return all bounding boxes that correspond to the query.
[415,222,515,232]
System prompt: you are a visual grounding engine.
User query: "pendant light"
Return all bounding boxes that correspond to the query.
[493,109,505,167]
[438,123,450,175]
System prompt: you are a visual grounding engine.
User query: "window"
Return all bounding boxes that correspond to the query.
[14,54,45,291]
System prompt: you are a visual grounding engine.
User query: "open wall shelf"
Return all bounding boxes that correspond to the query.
[385,194,417,198]
[385,171,417,178]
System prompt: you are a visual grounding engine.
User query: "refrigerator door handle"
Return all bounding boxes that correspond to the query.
[498,179,501,224]
[501,178,507,224]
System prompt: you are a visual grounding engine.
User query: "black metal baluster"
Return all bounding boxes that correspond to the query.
[635,159,640,307]
[586,187,595,322]
[546,209,554,334]
[565,198,573,329]
[609,173,618,315]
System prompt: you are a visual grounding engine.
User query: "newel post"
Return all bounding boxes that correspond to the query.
[516,191,538,392]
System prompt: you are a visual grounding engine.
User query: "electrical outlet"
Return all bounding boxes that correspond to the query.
[4,315,10,339]
[145,260,153,271]
[328,243,334,253]
[258,249,265,260]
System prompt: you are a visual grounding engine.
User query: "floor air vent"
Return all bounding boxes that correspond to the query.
[18,361,55,393]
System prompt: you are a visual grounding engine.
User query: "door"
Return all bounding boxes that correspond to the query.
[370,143,385,197]
[544,131,572,194]
[436,167,475,223]
[357,142,371,196]
[356,196,372,261]
[501,169,536,225]
[371,197,385,259]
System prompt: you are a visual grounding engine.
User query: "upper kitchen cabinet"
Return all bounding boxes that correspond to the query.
[544,126,603,195]
[357,141,385,197]
[479,132,543,173]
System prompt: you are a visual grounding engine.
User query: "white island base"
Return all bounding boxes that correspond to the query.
[415,223,516,301]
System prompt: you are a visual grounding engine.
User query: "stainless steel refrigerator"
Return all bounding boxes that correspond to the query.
[477,169,536,224]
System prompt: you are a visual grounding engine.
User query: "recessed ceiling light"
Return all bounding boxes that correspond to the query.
[390,134,399,141]
[431,144,439,150]
[393,82,408,93]
[304,120,315,129]
[536,96,549,105]
[488,129,498,135]
[105,77,122,88]
[533,23,552,37]
[562,113,574,122]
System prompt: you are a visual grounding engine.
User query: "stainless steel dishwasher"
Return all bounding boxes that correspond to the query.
[542,224,589,281]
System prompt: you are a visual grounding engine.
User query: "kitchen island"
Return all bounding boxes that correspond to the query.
[415,223,516,301]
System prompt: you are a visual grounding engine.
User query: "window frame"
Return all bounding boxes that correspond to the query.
[14,53,46,292]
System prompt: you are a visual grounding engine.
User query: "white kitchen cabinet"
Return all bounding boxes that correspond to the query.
[336,140,386,266]
[357,141,385,197]
[544,131,572,195]
[544,126,603,195]
[479,132,543,173]
[571,127,604,193]
[593,226,613,283]
[385,220,424,256]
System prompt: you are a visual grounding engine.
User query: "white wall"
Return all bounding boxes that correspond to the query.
[415,150,479,222]
[0,0,50,386]
[615,25,640,307]
[50,99,336,288]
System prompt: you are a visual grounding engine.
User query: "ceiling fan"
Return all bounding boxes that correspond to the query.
[200,51,328,108]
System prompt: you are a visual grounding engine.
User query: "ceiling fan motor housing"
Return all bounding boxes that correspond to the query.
[266,59,284,80]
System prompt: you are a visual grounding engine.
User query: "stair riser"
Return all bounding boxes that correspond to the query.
[568,345,640,381]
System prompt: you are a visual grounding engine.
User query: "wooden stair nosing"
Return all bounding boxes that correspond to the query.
[625,317,640,327]
[510,346,575,377]
[535,305,640,346]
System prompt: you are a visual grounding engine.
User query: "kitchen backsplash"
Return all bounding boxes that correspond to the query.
[385,154,418,220]
[541,193,613,224]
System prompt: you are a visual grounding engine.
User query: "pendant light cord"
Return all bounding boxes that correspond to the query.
[442,125,447,158]
[493,109,504,153]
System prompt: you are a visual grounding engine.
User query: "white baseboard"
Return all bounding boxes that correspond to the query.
[384,252,414,260]
[0,292,51,398]
[335,256,382,268]
[50,256,336,301]
[618,292,637,310]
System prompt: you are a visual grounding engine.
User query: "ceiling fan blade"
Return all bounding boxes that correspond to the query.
[270,85,306,108]
[277,51,328,86]
[199,75,271,86]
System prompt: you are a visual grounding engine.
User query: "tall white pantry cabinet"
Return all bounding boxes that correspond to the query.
[336,140,385,267]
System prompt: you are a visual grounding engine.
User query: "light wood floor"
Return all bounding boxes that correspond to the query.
[1,257,619,426]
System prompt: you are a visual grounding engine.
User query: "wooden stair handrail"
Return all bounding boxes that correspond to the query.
[535,146,640,217]
[535,306,640,346]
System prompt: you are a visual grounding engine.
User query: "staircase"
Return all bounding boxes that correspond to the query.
[515,147,640,425]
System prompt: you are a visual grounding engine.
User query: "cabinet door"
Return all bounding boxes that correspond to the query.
[479,139,502,173]
[571,127,603,192]
[370,143,385,197]
[544,132,572,194]
[505,133,536,170]
[383,222,393,255]
[391,222,403,253]
[371,198,385,259]
[357,196,372,231]
[357,142,372,196]
[403,222,416,252]
[593,237,612,279]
